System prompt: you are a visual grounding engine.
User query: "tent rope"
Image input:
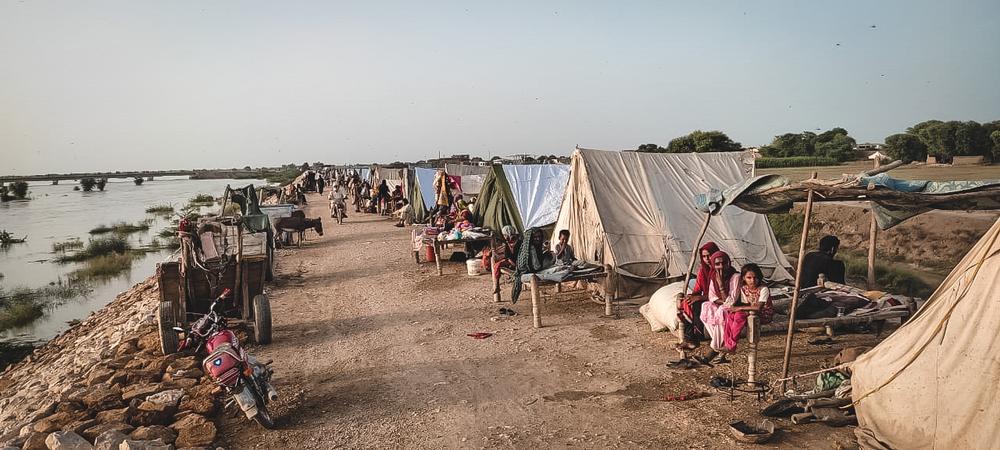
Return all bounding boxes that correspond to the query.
[851,228,1000,406]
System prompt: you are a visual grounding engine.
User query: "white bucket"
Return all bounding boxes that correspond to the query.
[466,258,483,276]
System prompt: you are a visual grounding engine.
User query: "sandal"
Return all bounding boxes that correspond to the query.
[674,342,698,351]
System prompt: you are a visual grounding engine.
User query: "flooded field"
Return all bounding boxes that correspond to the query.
[0,177,265,345]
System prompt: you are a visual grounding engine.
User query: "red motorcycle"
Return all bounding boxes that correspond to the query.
[175,289,278,428]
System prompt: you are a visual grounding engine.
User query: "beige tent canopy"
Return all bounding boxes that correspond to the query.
[851,216,1000,450]
[553,148,792,292]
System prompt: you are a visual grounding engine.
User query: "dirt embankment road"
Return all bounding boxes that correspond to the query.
[218,192,866,449]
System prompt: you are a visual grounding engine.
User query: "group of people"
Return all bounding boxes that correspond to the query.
[676,234,846,364]
[484,227,575,280]
[677,242,774,363]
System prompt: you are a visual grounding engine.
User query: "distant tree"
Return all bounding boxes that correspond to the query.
[80,178,96,192]
[636,143,667,153]
[300,163,310,171]
[133,177,144,185]
[760,128,855,161]
[9,182,29,199]
[990,130,1000,160]
[665,130,741,153]
[884,133,928,163]
[96,178,107,191]
[243,166,252,170]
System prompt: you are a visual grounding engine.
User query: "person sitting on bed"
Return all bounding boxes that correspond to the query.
[799,235,846,288]
[676,242,720,351]
[553,229,575,264]
[720,263,774,352]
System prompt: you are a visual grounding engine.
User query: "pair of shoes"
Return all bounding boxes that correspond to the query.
[674,342,698,351]
[394,223,404,228]
[498,307,517,316]
[666,359,699,370]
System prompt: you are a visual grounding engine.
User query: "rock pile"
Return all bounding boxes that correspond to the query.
[0,278,223,450]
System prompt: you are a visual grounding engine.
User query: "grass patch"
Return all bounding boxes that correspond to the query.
[265,167,302,186]
[69,253,136,280]
[52,239,84,252]
[0,283,92,332]
[145,204,175,214]
[189,194,215,205]
[55,236,131,262]
[89,221,151,235]
[767,212,804,248]
[756,156,840,169]
[844,255,934,298]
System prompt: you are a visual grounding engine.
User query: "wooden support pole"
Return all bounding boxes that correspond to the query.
[867,207,878,290]
[676,212,714,357]
[748,312,759,383]
[491,237,501,302]
[530,275,542,328]
[867,158,880,290]
[780,173,817,392]
[434,241,443,276]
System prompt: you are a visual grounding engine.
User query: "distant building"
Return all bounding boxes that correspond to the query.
[854,143,885,160]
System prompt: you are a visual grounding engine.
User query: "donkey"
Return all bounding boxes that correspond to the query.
[274,215,323,248]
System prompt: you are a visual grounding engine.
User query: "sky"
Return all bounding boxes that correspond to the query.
[2,1,999,175]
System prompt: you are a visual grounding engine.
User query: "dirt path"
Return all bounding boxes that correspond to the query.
[217,192,867,449]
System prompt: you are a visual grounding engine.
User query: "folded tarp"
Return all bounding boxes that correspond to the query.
[699,173,1000,229]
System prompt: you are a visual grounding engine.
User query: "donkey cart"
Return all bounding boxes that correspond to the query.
[156,216,273,355]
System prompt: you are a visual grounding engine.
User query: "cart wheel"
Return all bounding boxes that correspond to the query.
[158,301,178,355]
[253,294,272,345]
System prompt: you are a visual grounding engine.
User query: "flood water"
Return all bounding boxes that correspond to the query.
[0,177,266,345]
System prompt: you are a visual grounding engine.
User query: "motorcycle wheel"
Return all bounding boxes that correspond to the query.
[337,208,344,224]
[253,403,275,429]
[157,301,178,355]
[252,294,272,345]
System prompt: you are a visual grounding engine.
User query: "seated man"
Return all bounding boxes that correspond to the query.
[393,199,413,227]
[799,235,846,288]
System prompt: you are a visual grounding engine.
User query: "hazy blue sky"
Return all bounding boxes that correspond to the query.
[2,0,998,174]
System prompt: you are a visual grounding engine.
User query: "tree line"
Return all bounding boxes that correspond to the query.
[639,119,1000,164]
[884,120,1000,163]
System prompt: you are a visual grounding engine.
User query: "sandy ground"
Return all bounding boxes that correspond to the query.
[217,193,875,449]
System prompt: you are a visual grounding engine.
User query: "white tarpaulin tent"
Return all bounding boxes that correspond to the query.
[503,165,570,229]
[414,168,438,211]
[851,217,1000,450]
[553,148,792,285]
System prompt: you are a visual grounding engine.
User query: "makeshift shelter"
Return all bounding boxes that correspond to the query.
[554,148,792,291]
[474,164,570,232]
[851,217,1000,450]
[445,164,490,195]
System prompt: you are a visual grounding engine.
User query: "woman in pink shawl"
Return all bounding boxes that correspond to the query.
[699,250,740,362]
[722,263,774,352]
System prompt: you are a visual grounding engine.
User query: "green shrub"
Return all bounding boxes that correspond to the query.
[80,177,96,192]
[844,256,933,298]
[767,213,804,247]
[265,167,302,186]
[52,239,84,252]
[89,221,150,235]
[756,156,840,169]
[189,194,215,204]
[56,236,131,262]
[9,181,29,199]
[70,254,135,280]
[145,204,174,214]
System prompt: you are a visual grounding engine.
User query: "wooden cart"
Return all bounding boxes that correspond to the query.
[156,219,272,355]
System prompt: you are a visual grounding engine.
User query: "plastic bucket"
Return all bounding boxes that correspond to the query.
[425,245,436,262]
[466,258,483,276]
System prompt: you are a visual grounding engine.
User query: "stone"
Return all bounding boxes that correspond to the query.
[55,403,85,415]
[120,384,161,403]
[165,358,198,374]
[81,423,133,443]
[81,386,124,411]
[93,430,128,450]
[177,386,217,416]
[61,419,99,436]
[129,427,175,445]
[33,412,85,434]
[136,334,161,355]
[129,402,173,427]
[118,439,171,450]
[95,407,131,426]
[85,369,115,387]
[124,370,160,385]
[44,431,94,450]
[163,379,197,390]
[20,432,47,450]
[144,391,183,409]
[169,414,216,449]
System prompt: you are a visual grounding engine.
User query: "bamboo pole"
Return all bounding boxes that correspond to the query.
[866,158,879,290]
[780,172,817,392]
[491,236,501,302]
[676,212,714,356]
